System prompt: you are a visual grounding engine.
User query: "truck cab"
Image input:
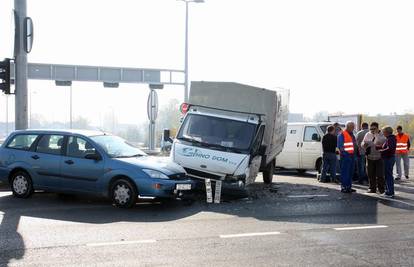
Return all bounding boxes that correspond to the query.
[171,105,264,187]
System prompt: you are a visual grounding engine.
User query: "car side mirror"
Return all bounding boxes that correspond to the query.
[85,153,102,161]
[258,145,267,156]
[312,133,320,142]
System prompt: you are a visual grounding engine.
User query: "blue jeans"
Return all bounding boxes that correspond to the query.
[357,154,368,183]
[321,153,337,182]
[384,156,395,196]
[340,156,355,190]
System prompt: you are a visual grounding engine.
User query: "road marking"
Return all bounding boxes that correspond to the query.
[334,225,388,231]
[287,194,328,198]
[86,240,156,247]
[220,231,281,239]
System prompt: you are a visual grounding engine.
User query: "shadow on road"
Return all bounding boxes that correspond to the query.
[1,172,413,265]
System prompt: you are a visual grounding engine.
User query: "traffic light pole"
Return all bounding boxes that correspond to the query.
[14,0,29,130]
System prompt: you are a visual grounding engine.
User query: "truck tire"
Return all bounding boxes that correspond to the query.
[263,160,275,184]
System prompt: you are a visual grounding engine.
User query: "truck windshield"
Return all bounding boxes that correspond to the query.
[177,114,257,152]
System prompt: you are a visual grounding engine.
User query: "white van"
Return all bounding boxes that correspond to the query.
[276,122,339,174]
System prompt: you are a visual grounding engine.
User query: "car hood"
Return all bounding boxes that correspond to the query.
[115,156,185,175]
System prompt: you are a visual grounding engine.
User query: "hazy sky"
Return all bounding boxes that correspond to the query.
[1,0,414,126]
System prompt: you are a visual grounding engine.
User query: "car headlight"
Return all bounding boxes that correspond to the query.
[142,169,169,179]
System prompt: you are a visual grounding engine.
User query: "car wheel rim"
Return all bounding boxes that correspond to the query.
[114,184,131,205]
[13,175,28,195]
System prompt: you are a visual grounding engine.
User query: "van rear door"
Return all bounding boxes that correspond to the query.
[300,126,322,170]
[276,125,302,169]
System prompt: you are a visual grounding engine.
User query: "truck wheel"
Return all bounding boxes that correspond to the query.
[263,160,275,184]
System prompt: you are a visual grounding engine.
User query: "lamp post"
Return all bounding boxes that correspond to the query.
[178,0,204,102]
[28,89,37,128]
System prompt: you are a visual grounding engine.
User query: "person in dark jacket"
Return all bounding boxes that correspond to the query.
[320,125,337,183]
[380,126,397,198]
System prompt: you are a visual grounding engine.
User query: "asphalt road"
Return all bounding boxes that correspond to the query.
[1,160,414,267]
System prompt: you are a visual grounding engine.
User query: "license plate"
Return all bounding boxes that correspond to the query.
[176,184,192,190]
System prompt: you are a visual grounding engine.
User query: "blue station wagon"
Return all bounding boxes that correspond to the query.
[0,130,195,208]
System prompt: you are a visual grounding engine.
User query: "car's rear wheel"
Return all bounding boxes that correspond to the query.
[11,170,34,198]
[111,179,137,208]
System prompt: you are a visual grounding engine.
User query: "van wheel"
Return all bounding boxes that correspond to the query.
[11,171,34,198]
[316,158,322,174]
[111,179,137,208]
[263,160,275,184]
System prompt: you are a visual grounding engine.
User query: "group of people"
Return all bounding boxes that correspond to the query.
[320,121,411,198]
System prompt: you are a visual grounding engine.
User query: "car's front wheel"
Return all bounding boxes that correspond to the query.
[11,170,34,198]
[110,179,137,208]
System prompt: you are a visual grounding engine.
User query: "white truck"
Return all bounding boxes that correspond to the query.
[170,81,289,202]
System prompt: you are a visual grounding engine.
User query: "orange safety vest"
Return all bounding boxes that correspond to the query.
[396,133,410,154]
[342,131,354,154]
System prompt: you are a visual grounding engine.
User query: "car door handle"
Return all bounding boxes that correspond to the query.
[31,155,40,160]
[64,160,74,165]
[297,142,300,147]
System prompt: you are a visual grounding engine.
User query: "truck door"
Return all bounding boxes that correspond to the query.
[276,125,302,169]
[300,126,322,170]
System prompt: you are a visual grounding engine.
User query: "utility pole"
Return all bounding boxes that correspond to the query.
[184,1,189,102]
[14,0,29,130]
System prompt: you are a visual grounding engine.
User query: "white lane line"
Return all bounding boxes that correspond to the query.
[86,239,156,247]
[287,194,329,198]
[220,231,281,239]
[334,225,388,231]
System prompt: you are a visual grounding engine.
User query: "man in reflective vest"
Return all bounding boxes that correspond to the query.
[395,125,411,180]
[337,121,357,193]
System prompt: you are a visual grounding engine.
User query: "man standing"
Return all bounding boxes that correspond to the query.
[380,126,397,198]
[395,125,411,180]
[320,125,337,183]
[362,122,386,194]
[356,122,369,184]
[337,121,357,193]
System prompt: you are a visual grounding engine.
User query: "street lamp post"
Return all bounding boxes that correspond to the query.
[179,0,204,102]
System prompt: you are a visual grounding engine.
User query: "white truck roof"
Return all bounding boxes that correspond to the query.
[189,81,278,116]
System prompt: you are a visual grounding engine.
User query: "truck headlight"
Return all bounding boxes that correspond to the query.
[142,169,169,179]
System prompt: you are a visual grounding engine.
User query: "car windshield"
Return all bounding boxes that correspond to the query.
[177,114,257,152]
[90,135,146,158]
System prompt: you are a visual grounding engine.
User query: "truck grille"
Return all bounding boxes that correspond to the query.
[184,168,222,180]
[168,173,187,180]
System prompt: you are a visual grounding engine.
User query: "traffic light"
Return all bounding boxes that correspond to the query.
[0,58,11,94]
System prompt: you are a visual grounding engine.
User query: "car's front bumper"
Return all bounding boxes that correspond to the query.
[139,178,197,199]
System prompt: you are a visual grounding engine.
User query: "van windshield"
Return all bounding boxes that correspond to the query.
[177,114,257,152]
